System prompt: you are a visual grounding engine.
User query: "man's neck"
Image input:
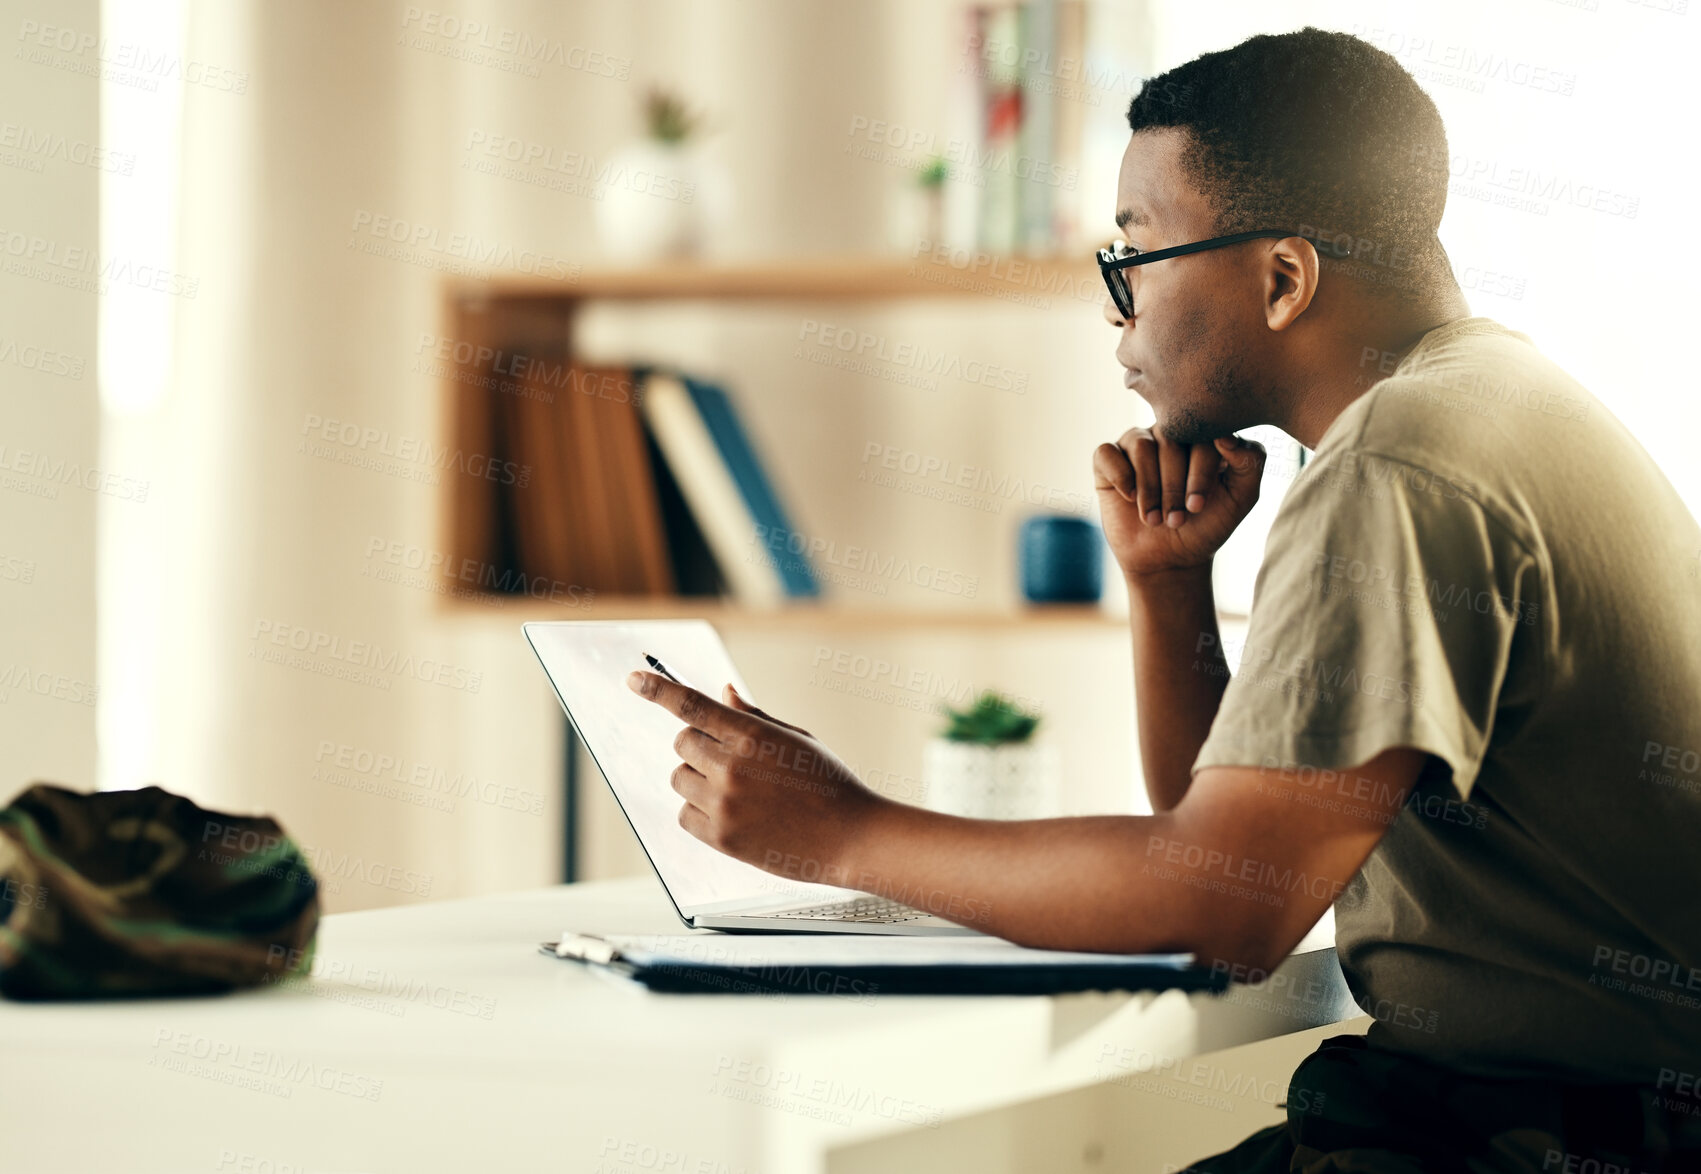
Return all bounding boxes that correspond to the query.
[1282,287,1473,449]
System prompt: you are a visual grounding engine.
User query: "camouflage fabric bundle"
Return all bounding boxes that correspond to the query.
[0,783,320,999]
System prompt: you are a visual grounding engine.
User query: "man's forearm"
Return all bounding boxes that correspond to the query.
[1128,566,1231,811]
[830,799,1252,959]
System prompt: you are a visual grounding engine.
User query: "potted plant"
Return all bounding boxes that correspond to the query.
[922,690,1059,820]
[595,87,730,262]
[916,155,948,246]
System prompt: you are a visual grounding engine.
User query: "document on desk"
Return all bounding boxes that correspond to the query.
[541,931,1226,996]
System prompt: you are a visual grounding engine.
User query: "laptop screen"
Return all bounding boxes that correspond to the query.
[524,620,862,918]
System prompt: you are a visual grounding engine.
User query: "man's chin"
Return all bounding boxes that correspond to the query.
[1152,408,1217,447]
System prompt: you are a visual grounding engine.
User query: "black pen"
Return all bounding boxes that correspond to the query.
[642,652,699,692]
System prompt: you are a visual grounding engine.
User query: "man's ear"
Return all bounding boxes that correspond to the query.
[1264,235,1319,331]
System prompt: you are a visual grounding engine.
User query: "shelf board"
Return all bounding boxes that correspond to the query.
[435,593,1130,630]
[449,254,1102,305]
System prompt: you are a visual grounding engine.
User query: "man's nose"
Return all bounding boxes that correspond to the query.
[1103,293,1127,329]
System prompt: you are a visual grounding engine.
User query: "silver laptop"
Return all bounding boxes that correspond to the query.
[524,620,983,936]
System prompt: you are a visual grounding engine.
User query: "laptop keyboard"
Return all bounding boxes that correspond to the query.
[779,896,933,924]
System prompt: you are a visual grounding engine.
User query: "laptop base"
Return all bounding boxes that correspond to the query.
[692,913,986,936]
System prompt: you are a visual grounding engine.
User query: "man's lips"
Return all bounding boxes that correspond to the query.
[1122,368,1142,389]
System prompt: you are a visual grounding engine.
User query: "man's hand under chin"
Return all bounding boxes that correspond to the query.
[1093,426,1267,582]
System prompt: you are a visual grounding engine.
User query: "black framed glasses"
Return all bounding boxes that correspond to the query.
[1096,229,1299,318]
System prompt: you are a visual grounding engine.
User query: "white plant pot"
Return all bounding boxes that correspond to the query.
[594,139,731,263]
[922,739,1060,820]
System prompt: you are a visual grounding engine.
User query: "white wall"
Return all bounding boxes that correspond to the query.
[0,0,101,792]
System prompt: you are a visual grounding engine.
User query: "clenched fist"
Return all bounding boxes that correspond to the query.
[1092,427,1266,580]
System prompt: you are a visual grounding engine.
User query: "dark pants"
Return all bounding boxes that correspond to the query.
[1183,1035,1701,1173]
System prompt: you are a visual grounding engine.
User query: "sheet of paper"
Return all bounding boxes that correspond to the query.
[590,932,1194,970]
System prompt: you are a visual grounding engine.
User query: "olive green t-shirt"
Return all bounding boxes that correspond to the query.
[1193,316,1701,1085]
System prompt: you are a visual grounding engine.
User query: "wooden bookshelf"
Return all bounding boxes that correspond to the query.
[436,254,1106,626]
[441,595,1130,629]
[447,254,1101,305]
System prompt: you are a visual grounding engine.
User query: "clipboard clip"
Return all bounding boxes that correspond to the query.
[539,931,623,966]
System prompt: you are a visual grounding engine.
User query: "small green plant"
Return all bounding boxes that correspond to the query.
[916,155,949,189]
[939,690,1040,746]
[644,87,699,144]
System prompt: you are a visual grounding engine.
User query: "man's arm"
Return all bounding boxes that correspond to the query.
[1128,567,1228,812]
[1093,426,1265,812]
[830,750,1425,969]
[631,671,1426,971]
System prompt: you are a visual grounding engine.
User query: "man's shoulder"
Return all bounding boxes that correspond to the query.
[1332,317,1569,438]
[1305,318,1594,516]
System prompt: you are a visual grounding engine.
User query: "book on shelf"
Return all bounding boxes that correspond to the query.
[493,354,676,598]
[950,0,1105,255]
[1046,0,1086,249]
[449,345,821,606]
[639,371,820,606]
[976,4,1023,255]
[577,367,676,593]
[1016,0,1056,253]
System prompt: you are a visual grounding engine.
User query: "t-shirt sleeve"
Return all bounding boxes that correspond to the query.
[1193,447,1542,800]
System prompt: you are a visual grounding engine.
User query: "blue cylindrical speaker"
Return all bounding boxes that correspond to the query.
[1019,515,1105,603]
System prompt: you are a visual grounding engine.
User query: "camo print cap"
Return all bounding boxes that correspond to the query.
[0,783,319,999]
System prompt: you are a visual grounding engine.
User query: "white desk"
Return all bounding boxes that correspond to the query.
[0,877,1360,1174]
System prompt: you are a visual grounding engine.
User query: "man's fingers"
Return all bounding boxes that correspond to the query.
[628,671,747,739]
[1186,443,1222,513]
[1158,436,1191,526]
[670,761,711,808]
[677,801,712,844]
[1211,435,1268,513]
[1092,442,1138,501]
[673,725,728,773]
[1100,426,1244,528]
[1132,433,1162,525]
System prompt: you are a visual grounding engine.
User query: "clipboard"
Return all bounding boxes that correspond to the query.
[539,932,1231,997]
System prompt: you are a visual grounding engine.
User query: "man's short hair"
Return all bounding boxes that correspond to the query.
[1126,28,1453,301]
